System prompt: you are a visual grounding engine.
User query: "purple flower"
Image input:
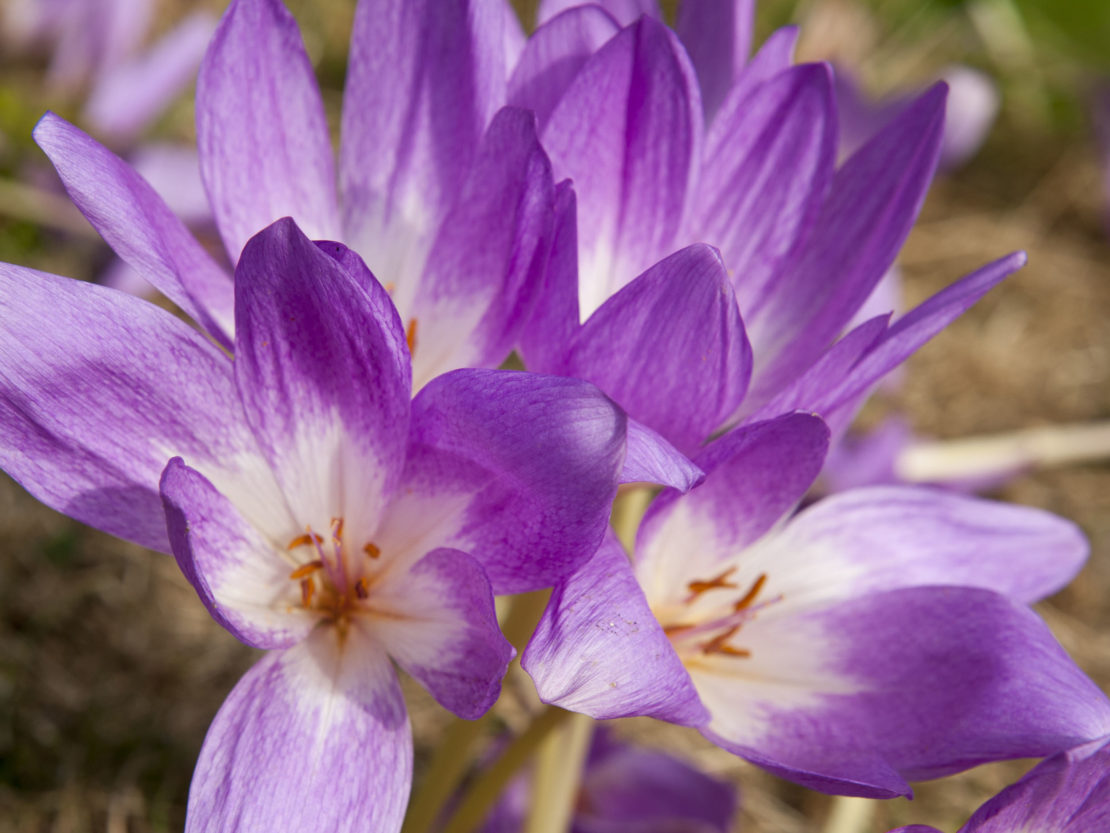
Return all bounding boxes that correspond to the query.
[484,728,737,833]
[510,3,1026,454]
[0,216,650,829]
[889,736,1110,833]
[33,0,553,390]
[523,412,1110,798]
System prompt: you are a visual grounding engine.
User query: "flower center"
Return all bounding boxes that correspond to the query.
[286,517,383,632]
[662,570,776,661]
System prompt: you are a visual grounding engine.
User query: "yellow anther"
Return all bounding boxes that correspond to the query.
[331,517,344,539]
[687,567,738,599]
[289,559,323,580]
[733,573,768,612]
[300,578,315,607]
[354,577,370,599]
[363,542,381,559]
[288,531,323,550]
[700,625,749,658]
[406,318,418,354]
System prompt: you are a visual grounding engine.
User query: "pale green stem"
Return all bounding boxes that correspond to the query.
[523,711,595,833]
[0,179,98,239]
[611,485,652,554]
[440,706,572,833]
[401,590,550,833]
[823,796,876,833]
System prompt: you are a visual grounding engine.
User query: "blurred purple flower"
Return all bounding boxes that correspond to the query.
[889,736,1110,833]
[523,413,1110,798]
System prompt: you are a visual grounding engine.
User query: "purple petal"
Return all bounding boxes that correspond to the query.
[938,66,999,171]
[698,587,1110,797]
[365,547,512,719]
[508,5,619,131]
[542,16,702,316]
[691,63,837,319]
[197,0,339,263]
[187,629,411,832]
[517,181,580,375]
[340,0,508,255]
[774,485,1088,605]
[676,0,755,120]
[127,143,211,225]
[562,244,751,455]
[161,457,313,649]
[957,737,1110,832]
[637,414,830,586]
[0,264,248,552]
[621,418,704,491]
[410,369,625,593]
[233,219,411,544]
[84,12,217,141]
[33,113,234,346]
[709,25,800,128]
[537,0,658,27]
[411,106,555,388]
[523,532,708,726]
[746,83,947,404]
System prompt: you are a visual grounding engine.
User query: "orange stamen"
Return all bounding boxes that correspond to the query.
[700,625,750,658]
[300,578,315,607]
[687,567,738,598]
[733,573,768,612]
[289,559,323,580]
[406,318,418,353]
[331,517,344,539]
[354,577,370,599]
[288,531,322,550]
[363,542,381,559]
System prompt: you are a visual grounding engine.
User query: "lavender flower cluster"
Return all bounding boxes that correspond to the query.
[1,0,1108,831]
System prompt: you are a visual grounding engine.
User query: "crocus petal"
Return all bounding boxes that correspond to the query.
[410,106,555,389]
[84,11,218,141]
[676,0,754,120]
[698,587,1110,797]
[938,66,999,171]
[517,181,580,375]
[746,83,946,405]
[543,16,702,317]
[621,418,704,491]
[33,113,234,345]
[0,265,249,552]
[410,369,625,593]
[524,532,708,726]
[187,627,411,833]
[561,244,751,455]
[161,457,312,650]
[537,0,658,27]
[507,5,620,130]
[955,737,1110,833]
[710,25,800,126]
[233,219,410,545]
[692,63,837,318]
[365,547,512,719]
[340,0,508,260]
[127,143,211,224]
[767,485,1087,605]
[636,413,829,602]
[197,0,340,263]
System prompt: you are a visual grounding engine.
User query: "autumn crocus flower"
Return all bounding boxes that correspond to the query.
[0,217,654,830]
[523,413,1110,797]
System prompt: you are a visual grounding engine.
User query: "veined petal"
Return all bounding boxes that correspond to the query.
[709,25,800,130]
[537,0,658,26]
[233,219,410,546]
[411,107,555,389]
[0,265,251,552]
[746,83,946,404]
[563,244,751,455]
[507,5,620,130]
[367,547,512,719]
[161,457,311,649]
[187,628,411,833]
[636,413,829,607]
[765,486,1087,605]
[524,532,708,726]
[543,16,702,317]
[692,63,837,318]
[33,113,234,346]
[410,369,625,593]
[697,588,1110,797]
[197,0,340,263]
[621,418,703,491]
[676,0,755,120]
[340,0,508,259]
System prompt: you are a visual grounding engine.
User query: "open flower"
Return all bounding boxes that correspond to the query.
[523,413,1110,797]
[0,216,650,829]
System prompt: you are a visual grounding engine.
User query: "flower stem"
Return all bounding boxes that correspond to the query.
[440,706,573,833]
[523,711,595,833]
[611,485,652,554]
[823,796,875,833]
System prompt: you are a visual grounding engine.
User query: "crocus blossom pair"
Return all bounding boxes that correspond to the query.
[524,413,1110,797]
[0,216,661,829]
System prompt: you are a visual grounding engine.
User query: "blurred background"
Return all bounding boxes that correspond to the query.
[2,0,1110,830]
